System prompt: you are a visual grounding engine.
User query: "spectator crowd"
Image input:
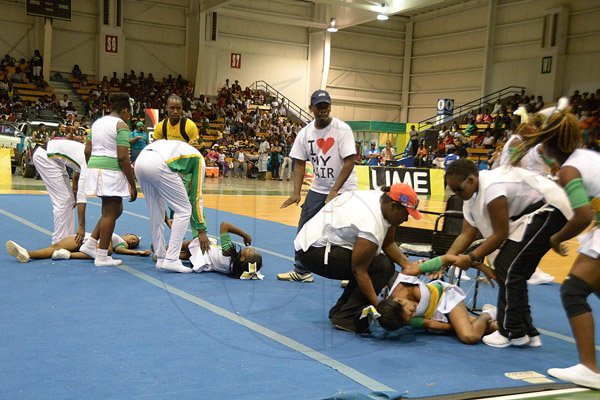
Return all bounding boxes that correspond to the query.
[1,53,599,177]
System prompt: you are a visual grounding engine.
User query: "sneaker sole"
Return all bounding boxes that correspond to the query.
[6,241,30,263]
[482,339,511,348]
[94,259,122,267]
[333,324,354,333]
[277,277,314,282]
[276,273,314,282]
[527,278,555,285]
[548,368,600,390]
[509,337,531,347]
[162,267,192,273]
[528,337,542,347]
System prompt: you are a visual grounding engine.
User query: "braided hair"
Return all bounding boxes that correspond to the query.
[511,110,581,165]
[228,245,263,278]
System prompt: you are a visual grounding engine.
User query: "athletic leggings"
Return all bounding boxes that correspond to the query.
[494,207,567,339]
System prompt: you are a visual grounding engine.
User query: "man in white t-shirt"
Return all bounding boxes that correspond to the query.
[278,90,357,282]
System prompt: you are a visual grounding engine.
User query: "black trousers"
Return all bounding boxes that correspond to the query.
[494,208,567,339]
[298,246,395,332]
[293,190,328,274]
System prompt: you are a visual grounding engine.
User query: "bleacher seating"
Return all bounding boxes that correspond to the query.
[12,82,53,103]
[466,147,490,163]
[459,124,490,133]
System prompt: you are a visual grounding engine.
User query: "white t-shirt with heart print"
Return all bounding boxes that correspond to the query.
[289,117,357,194]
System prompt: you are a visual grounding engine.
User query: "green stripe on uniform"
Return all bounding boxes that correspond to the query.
[88,155,120,170]
[117,128,130,147]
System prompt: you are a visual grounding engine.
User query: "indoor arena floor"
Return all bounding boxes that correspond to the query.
[0,176,597,399]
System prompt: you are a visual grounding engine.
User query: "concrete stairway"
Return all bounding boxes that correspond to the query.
[49,76,86,118]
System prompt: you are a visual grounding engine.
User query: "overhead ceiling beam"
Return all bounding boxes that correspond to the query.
[200,0,235,13]
[309,0,377,13]
[217,7,327,29]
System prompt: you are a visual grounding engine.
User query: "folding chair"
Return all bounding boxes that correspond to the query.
[397,194,464,259]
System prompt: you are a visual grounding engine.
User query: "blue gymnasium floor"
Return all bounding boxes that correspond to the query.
[0,194,598,399]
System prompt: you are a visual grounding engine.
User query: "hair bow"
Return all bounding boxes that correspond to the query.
[239,262,264,280]
[359,305,381,320]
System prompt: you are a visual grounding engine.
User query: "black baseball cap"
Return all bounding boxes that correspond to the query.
[310,90,332,106]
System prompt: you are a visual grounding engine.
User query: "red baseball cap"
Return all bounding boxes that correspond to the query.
[387,183,422,220]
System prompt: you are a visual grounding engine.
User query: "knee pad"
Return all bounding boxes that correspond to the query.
[561,275,593,318]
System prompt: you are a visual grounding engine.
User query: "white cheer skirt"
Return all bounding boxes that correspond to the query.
[85,168,130,198]
[430,281,467,324]
[578,226,600,259]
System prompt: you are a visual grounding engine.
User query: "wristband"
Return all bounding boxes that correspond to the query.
[418,256,443,273]
[409,317,425,328]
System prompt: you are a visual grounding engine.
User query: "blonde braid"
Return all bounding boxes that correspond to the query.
[511,110,580,164]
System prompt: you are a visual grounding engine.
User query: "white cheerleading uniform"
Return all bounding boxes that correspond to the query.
[390,273,466,324]
[32,146,74,244]
[85,115,130,197]
[188,238,232,273]
[463,166,572,243]
[134,140,206,263]
[46,139,88,205]
[563,149,600,258]
[82,232,126,250]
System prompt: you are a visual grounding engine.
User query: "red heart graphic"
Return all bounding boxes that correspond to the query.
[316,137,335,154]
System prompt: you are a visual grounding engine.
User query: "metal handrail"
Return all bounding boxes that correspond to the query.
[250,80,312,125]
[417,85,525,131]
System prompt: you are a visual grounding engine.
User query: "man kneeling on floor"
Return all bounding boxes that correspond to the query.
[294,184,422,333]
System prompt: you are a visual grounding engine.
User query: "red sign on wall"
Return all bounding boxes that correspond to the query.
[105,35,118,53]
[230,53,241,69]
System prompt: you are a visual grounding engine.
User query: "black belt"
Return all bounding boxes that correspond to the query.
[510,200,546,221]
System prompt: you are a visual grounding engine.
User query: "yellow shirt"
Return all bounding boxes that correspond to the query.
[153,118,199,143]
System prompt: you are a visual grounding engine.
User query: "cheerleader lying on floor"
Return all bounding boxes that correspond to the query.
[376,254,498,344]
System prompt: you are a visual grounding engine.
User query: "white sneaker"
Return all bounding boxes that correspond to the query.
[6,241,30,263]
[483,331,510,347]
[276,270,314,282]
[481,304,497,321]
[528,335,542,347]
[94,256,122,267]
[155,258,164,269]
[527,270,555,285]
[79,239,98,258]
[161,259,192,273]
[51,249,71,260]
[483,331,530,348]
[510,335,531,346]
[548,364,600,390]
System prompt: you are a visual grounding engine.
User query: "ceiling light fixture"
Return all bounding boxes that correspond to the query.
[377,3,389,21]
[327,18,338,32]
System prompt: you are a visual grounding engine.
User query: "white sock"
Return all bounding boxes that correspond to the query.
[96,248,108,259]
[85,237,98,247]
